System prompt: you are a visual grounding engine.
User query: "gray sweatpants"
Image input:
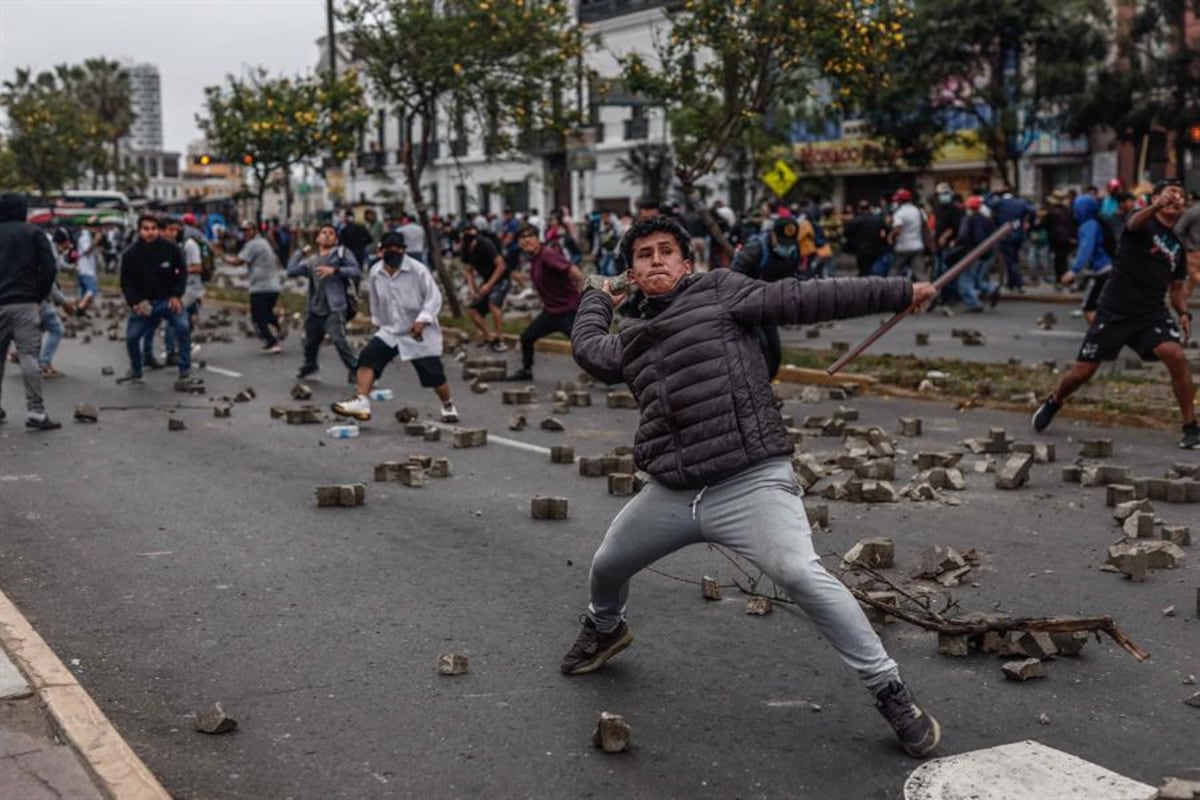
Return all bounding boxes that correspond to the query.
[0,304,45,416]
[586,456,900,693]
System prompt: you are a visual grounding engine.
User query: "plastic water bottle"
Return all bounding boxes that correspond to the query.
[369,388,394,401]
[326,424,360,439]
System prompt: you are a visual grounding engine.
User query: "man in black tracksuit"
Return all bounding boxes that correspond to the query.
[119,214,194,383]
[0,192,61,429]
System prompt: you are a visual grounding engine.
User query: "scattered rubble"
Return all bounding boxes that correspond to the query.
[73,403,99,423]
[531,497,568,520]
[193,703,238,735]
[745,596,773,616]
[315,484,365,508]
[1002,658,1045,682]
[995,453,1033,490]
[701,576,721,600]
[898,417,922,437]
[1079,438,1113,458]
[540,417,565,432]
[437,653,469,676]
[592,712,631,753]
[608,473,636,497]
[167,417,186,432]
[842,538,895,569]
[290,383,313,400]
[453,428,488,448]
[1106,540,1185,571]
[606,390,638,409]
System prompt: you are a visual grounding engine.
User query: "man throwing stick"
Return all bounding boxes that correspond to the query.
[1033,179,1198,449]
[563,216,942,758]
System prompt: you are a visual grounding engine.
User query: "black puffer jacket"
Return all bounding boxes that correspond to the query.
[0,192,57,306]
[572,270,912,490]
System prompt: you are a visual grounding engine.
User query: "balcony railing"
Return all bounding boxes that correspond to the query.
[356,150,386,173]
[518,127,565,156]
[578,0,683,24]
[397,141,441,165]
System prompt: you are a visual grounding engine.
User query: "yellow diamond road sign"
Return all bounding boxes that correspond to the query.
[762,159,798,197]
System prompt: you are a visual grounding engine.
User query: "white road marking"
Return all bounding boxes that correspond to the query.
[204,365,243,378]
[1028,329,1083,339]
[904,740,1156,800]
[428,423,558,457]
[0,474,42,482]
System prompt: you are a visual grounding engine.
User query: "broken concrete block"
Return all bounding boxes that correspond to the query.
[1113,498,1154,522]
[1011,442,1055,463]
[290,383,313,400]
[550,445,575,464]
[1081,464,1133,487]
[701,576,721,600]
[193,703,238,734]
[578,456,607,477]
[269,405,288,419]
[1164,479,1196,504]
[853,459,896,481]
[1161,525,1191,546]
[841,537,895,569]
[606,390,638,409]
[233,387,256,402]
[531,497,568,520]
[374,461,403,481]
[1157,778,1200,800]
[1122,512,1156,539]
[798,386,823,404]
[286,407,322,425]
[1012,631,1058,660]
[315,484,365,508]
[552,401,571,414]
[1107,540,1185,571]
[1002,658,1046,682]
[828,387,849,401]
[452,428,487,448]
[469,380,489,394]
[915,332,930,346]
[898,417,922,437]
[73,403,99,423]
[397,465,426,488]
[541,417,565,432]
[745,596,773,616]
[428,458,451,478]
[608,473,636,497]
[168,417,186,431]
[1106,484,1136,506]
[905,482,939,502]
[1079,439,1113,458]
[422,427,441,443]
[808,503,830,530]
[937,633,971,658]
[568,391,592,407]
[923,467,966,491]
[401,422,428,437]
[995,453,1034,490]
[915,451,962,471]
[592,712,631,754]
[100,365,115,376]
[509,414,527,432]
[502,389,535,405]
[394,406,421,424]
[437,653,469,676]
[820,418,846,437]
[212,402,232,418]
[1049,631,1090,657]
[833,406,859,422]
[1061,465,1082,483]
[913,545,968,580]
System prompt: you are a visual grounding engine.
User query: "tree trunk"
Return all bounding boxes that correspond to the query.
[109,137,120,191]
[283,170,294,222]
[404,160,462,317]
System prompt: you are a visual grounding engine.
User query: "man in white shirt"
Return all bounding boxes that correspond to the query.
[74,221,100,313]
[888,189,926,278]
[331,232,459,423]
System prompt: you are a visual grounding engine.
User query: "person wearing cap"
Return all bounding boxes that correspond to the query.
[331,232,458,424]
[1034,179,1197,449]
[1100,178,1124,219]
[887,189,927,279]
[731,216,803,377]
[287,223,362,382]
[955,196,999,311]
[561,215,943,760]
[218,221,285,353]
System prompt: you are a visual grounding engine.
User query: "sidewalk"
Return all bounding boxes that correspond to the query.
[0,588,169,800]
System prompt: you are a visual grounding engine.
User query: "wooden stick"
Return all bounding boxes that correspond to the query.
[826,220,1021,375]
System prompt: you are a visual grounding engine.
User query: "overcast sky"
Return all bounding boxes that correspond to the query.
[0,0,329,154]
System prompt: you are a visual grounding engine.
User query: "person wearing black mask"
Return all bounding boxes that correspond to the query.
[730,216,803,378]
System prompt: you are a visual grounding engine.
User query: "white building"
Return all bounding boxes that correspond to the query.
[321,0,718,220]
[124,62,163,152]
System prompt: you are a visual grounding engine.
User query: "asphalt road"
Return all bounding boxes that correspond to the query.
[0,297,1197,799]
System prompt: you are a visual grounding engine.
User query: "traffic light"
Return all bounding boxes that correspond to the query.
[1189,124,1200,144]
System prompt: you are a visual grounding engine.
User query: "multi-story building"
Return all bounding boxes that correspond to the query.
[124,63,164,152]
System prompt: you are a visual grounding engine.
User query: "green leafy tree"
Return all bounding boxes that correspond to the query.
[620,0,911,262]
[858,0,1109,187]
[1,68,97,197]
[55,59,134,189]
[0,141,27,191]
[197,68,368,223]
[1070,0,1200,181]
[614,144,674,202]
[339,0,586,317]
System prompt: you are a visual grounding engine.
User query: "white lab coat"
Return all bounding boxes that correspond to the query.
[367,256,443,360]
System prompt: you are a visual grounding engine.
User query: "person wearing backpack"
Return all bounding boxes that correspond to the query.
[218,221,285,353]
[287,223,362,382]
[731,217,803,378]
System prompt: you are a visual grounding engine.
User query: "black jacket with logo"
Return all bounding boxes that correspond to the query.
[0,192,57,306]
[120,239,186,306]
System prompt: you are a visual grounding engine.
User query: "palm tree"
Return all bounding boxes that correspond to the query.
[58,59,134,189]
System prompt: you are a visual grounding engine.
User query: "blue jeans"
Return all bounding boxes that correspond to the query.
[597,251,616,277]
[39,303,63,367]
[163,302,199,356]
[957,253,997,310]
[999,236,1023,288]
[127,301,191,375]
[869,253,893,277]
[77,274,99,300]
[584,456,901,693]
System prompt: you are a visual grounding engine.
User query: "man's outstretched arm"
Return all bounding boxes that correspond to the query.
[571,288,624,385]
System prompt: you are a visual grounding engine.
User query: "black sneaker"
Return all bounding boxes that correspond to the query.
[1181,423,1200,450]
[296,364,319,379]
[1031,395,1061,433]
[502,368,534,382]
[25,414,62,431]
[560,616,634,675]
[874,680,941,758]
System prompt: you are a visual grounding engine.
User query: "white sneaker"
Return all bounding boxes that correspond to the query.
[440,402,459,423]
[332,395,371,421]
[264,343,283,354]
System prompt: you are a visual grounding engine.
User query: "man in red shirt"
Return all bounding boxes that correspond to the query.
[503,224,581,381]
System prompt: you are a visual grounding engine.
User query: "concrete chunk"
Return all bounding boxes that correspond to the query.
[286,407,322,425]
[1061,464,1082,483]
[568,391,592,407]
[937,633,971,657]
[531,497,568,520]
[898,417,922,437]
[1161,525,1191,546]
[540,417,566,432]
[915,451,962,471]
[168,417,186,431]
[1011,442,1055,463]
[1107,540,1185,571]
[398,465,426,488]
[995,453,1034,490]
[428,458,451,478]
[550,445,575,464]
[1122,511,1156,539]
[842,537,895,569]
[73,403,99,423]
[452,428,488,448]
[423,426,441,442]
[606,390,638,409]
[1012,631,1058,660]
[809,503,830,530]
[437,653,469,676]
[1079,438,1113,458]
[213,403,232,418]
[1002,658,1046,682]
[502,389,535,405]
[701,576,721,600]
[193,702,238,734]
[1106,484,1136,506]
[290,383,313,400]
[745,596,773,616]
[394,406,421,424]
[1113,498,1154,522]
[608,473,636,496]
[315,484,365,507]
[592,712,631,753]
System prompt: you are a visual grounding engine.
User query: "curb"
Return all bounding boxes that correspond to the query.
[0,589,171,800]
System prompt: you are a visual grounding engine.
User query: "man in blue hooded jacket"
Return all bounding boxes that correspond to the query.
[1060,194,1112,325]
